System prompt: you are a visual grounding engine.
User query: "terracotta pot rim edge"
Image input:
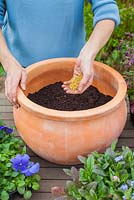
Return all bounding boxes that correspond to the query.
[17,58,127,121]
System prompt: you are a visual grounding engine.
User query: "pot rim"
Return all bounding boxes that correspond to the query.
[17,58,127,121]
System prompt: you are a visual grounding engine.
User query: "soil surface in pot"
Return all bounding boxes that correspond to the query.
[28,82,113,111]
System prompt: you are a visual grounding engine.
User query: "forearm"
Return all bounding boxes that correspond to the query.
[0,29,14,71]
[82,19,115,60]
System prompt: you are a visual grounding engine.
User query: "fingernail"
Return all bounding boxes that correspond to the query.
[13,98,16,102]
[22,85,26,90]
[78,87,81,91]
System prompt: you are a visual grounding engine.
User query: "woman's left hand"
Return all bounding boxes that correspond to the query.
[62,51,94,94]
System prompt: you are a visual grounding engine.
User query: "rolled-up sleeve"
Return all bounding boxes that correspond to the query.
[0,0,5,28]
[89,0,120,27]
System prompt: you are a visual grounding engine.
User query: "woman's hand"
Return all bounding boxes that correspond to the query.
[62,51,94,94]
[3,57,27,108]
[62,20,115,94]
[0,29,27,108]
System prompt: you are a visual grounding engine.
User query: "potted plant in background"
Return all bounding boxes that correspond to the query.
[0,123,41,200]
[52,140,134,200]
[110,32,134,125]
[98,32,134,125]
[120,33,134,125]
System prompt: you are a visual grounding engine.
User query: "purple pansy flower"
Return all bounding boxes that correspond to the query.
[11,154,30,171]
[0,125,13,134]
[21,163,40,176]
[114,155,123,162]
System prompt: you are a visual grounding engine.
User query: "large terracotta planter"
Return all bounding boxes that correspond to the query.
[13,58,127,165]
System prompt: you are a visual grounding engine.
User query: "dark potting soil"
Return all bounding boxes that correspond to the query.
[28,82,113,111]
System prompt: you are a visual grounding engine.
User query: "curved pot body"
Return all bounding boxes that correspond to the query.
[13,58,127,165]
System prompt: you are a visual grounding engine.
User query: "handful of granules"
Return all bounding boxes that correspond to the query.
[69,73,83,91]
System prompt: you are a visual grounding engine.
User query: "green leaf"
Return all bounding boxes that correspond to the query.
[131,168,134,179]
[18,180,25,187]
[111,140,118,151]
[78,155,87,164]
[11,171,19,177]
[111,50,119,61]
[121,173,129,182]
[79,168,89,182]
[6,182,16,191]
[34,174,41,181]
[105,148,116,159]
[17,186,25,195]
[63,169,72,177]
[1,191,9,200]
[6,163,12,168]
[93,168,106,176]
[89,189,97,200]
[24,191,32,200]
[4,171,12,176]
[86,154,94,175]
[102,162,109,169]
[87,181,98,191]
[32,182,40,190]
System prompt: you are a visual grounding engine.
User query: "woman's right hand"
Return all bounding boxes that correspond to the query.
[2,57,27,108]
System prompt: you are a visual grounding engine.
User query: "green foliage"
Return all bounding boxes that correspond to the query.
[57,140,134,200]
[84,1,134,113]
[0,64,5,77]
[84,3,93,41]
[0,123,41,200]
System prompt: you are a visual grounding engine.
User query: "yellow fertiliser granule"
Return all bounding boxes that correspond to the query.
[69,73,83,91]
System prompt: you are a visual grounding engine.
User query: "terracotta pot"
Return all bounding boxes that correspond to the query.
[13,58,127,165]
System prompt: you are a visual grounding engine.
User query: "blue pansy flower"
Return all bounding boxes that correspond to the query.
[120,184,128,191]
[114,155,123,162]
[0,125,13,134]
[21,163,40,176]
[129,180,134,187]
[11,154,30,171]
[122,195,127,200]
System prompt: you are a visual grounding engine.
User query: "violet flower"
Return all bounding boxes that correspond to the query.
[129,180,134,187]
[21,163,40,176]
[114,155,123,162]
[11,154,30,171]
[132,193,134,200]
[122,195,127,200]
[130,101,134,113]
[120,184,128,191]
[0,125,13,134]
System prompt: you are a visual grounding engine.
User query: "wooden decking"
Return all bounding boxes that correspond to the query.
[0,92,134,200]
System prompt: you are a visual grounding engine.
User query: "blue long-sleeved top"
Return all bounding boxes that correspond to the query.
[0,0,120,67]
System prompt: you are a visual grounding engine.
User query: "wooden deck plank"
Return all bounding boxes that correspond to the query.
[39,168,69,180]
[0,106,13,112]
[0,98,10,105]
[39,180,66,192]
[12,193,52,200]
